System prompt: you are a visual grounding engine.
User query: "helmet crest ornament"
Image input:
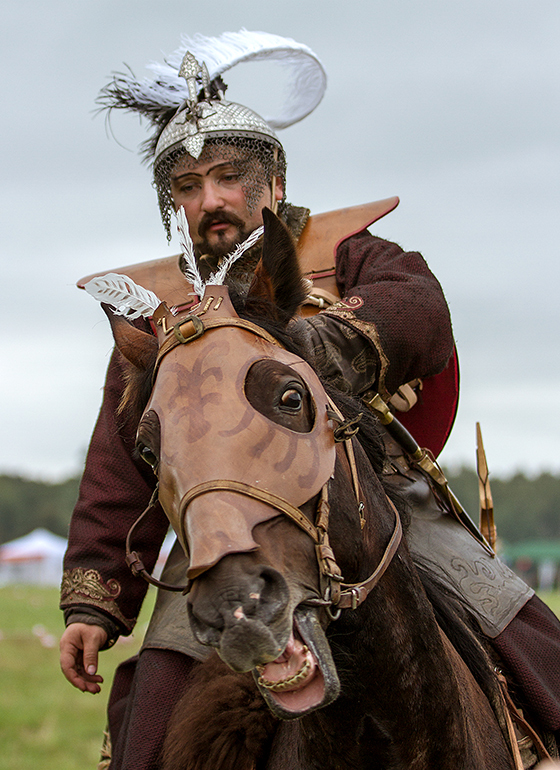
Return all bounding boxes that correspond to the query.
[97,30,327,239]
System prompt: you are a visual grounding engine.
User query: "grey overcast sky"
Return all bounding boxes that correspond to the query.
[2,0,559,480]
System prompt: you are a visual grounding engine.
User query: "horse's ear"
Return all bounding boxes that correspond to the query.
[246,208,307,323]
[102,304,158,370]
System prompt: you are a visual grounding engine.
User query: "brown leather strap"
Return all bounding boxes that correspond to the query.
[335,496,403,609]
[177,315,281,347]
[153,315,283,383]
[342,432,362,509]
[182,480,320,544]
[325,395,402,609]
[326,396,362,503]
[314,485,344,606]
[125,485,189,592]
[497,672,552,764]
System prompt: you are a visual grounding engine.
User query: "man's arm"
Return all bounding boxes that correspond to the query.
[59,344,169,689]
[306,230,454,398]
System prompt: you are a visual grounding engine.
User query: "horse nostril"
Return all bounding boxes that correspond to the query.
[187,604,223,647]
[186,564,290,648]
[252,566,290,625]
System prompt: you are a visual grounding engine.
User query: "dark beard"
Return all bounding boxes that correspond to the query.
[195,211,252,261]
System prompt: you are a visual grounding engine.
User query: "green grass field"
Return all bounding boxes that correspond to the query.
[1,586,559,769]
[0,585,155,770]
[538,591,560,618]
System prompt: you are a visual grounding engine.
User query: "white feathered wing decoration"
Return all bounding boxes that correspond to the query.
[176,205,264,292]
[84,273,162,320]
[176,207,205,297]
[85,208,266,317]
[206,226,264,286]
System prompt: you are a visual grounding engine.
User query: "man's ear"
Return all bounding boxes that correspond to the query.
[274,177,283,203]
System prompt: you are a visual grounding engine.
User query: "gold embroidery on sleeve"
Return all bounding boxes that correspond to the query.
[60,568,134,630]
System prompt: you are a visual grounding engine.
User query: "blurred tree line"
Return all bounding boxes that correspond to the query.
[0,474,80,544]
[441,468,560,544]
[1,468,560,545]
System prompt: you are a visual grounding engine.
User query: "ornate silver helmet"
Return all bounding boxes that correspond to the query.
[98,31,327,240]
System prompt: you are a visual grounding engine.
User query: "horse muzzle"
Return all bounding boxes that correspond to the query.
[186,557,293,671]
[187,553,341,718]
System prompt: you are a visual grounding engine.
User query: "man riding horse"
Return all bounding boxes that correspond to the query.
[59,31,560,768]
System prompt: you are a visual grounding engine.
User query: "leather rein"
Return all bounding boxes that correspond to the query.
[125,311,403,619]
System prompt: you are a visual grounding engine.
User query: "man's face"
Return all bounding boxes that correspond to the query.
[170,148,282,259]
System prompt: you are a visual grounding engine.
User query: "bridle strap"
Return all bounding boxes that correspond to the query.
[181,479,320,544]
[153,314,283,383]
[324,395,403,608]
[183,478,402,612]
[326,395,363,507]
[125,477,403,611]
[125,484,189,592]
[335,496,402,609]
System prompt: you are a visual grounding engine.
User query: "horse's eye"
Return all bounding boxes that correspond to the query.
[280,388,303,411]
[139,445,158,469]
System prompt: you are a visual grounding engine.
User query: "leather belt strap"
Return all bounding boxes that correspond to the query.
[497,672,552,766]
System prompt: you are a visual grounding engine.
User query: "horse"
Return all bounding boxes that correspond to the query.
[101,209,519,769]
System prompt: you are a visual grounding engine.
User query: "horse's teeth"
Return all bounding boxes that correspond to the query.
[258,656,311,692]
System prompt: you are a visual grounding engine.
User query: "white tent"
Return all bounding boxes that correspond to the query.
[0,528,67,586]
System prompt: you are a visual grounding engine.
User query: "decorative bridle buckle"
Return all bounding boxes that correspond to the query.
[174,314,205,344]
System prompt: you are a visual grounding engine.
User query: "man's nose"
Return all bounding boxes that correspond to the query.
[200,180,225,212]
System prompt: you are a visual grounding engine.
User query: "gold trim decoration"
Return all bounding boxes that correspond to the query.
[97,729,112,770]
[322,304,391,399]
[60,568,134,630]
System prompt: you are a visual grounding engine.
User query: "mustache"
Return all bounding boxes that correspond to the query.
[198,211,245,237]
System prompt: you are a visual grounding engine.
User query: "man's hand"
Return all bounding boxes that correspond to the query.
[60,623,108,694]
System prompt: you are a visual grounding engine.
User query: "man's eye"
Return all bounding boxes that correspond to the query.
[280,388,303,411]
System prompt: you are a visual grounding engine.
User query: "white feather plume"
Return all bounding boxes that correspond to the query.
[176,207,205,297]
[121,30,326,129]
[207,226,264,286]
[84,273,162,320]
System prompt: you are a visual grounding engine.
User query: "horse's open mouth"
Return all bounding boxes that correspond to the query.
[254,606,340,719]
[256,627,324,712]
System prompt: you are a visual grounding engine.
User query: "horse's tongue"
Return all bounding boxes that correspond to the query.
[258,631,316,690]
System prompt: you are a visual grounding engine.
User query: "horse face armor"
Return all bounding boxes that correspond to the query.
[143,287,336,578]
